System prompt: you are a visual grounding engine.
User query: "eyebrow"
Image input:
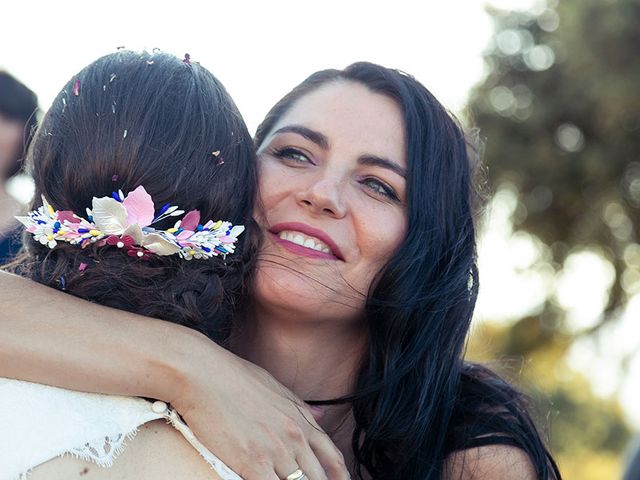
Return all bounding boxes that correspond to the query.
[359,155,407,178]
[273,124,406,178]
[272,125,329,150]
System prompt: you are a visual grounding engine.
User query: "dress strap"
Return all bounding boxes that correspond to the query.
[152,401,242,480]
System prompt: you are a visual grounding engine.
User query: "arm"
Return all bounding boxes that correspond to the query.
[0,270,190,399]
[0,271,349,480]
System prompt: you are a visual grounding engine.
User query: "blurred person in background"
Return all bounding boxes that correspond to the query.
[0,71,38,264]
[624,437,640,480]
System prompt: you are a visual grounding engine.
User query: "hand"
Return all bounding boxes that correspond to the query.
[171,342,350,480]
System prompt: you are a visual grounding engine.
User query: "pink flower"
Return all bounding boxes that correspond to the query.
[180,210,201,231]
[58,211,80,223]
[122,186,155,228]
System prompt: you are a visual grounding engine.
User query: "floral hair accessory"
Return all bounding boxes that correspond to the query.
[16,186,244,261]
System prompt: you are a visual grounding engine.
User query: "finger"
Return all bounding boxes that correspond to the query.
[271,419,328,480]
[236,458,282,480]
[290,449,329,480]
[308,432,350,480]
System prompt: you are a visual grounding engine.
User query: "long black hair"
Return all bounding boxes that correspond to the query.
[11,50,258,344]
[255,62,560,479]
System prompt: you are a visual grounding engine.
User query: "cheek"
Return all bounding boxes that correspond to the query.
[255,157,293,220]
[354,207,407,278]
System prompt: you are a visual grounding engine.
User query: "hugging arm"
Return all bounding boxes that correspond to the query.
[0,271,349,480]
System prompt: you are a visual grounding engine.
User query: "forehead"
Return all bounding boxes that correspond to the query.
[272,81,407,168]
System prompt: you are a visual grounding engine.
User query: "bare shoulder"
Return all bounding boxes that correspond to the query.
[30,419,224,480]
[444,445,537,480]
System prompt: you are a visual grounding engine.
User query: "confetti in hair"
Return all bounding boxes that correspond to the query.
[73,80,81,96]
[111,174,118,182]
[183,53,191,64]
[146,60,154,65]
[217,157,225,166]
[109,73,117,83]
[78,262,88,272]
[123,129,128,138]
[211,150,220,157]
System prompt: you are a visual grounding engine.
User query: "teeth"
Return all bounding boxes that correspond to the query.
[277,230,332,254]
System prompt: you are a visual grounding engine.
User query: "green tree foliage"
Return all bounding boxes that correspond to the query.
[467,0,640,325]
[465,1,639,478]
[468,321,631,479]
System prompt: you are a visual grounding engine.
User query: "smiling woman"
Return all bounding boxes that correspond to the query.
[236,63,561,478]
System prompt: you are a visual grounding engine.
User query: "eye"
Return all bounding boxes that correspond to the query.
[360,177,399,201]
[272,147,314,165]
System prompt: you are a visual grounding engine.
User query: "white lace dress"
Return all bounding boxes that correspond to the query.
[0,378,242,480]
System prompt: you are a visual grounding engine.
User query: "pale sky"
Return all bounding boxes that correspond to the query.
[6,0,637,428]
[1,0,540,132]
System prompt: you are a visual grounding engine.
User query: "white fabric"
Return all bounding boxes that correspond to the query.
[0,378,242,480]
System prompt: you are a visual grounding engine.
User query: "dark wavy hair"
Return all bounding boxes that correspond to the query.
[0,71,39,179]
[255,62,561,480]
[11,51,258,345]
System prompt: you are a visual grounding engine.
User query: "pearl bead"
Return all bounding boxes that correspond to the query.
[116,241,124,248]
[151,400,168,414]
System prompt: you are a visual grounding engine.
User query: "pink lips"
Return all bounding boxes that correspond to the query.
[269,222,343,261]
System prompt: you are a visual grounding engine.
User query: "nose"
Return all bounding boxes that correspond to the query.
[295,173,347,218]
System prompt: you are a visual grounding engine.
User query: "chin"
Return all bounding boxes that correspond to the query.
[253,262,364,323]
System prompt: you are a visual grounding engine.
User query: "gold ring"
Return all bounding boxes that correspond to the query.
[286,469,307,480]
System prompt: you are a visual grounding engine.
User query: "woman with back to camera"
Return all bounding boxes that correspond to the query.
[0,55,561,479]
[0,49,346,480]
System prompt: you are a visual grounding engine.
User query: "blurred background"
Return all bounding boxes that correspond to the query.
[2,0,638,477]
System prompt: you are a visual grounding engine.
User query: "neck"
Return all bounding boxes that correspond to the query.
[231,305,368,464]
[232,306,367,400]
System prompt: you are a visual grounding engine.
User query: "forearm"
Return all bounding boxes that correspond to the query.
[0,270,216,401]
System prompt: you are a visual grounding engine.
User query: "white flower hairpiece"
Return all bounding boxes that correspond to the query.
[16,186,244,261]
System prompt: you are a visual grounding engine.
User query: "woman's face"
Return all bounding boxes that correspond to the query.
[253,80,408,323]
